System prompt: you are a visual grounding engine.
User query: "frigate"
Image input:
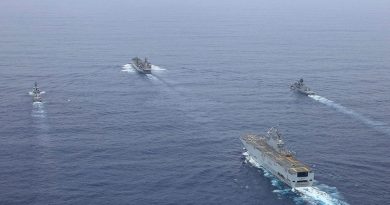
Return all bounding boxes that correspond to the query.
[290,79,315,95]
[131,57,152,74]
[32,82,42,102]
[241,127,314,188]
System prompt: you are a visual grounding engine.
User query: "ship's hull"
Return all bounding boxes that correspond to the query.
[240,138,314,188]
[290,84,315,96]
[131,62,151,74]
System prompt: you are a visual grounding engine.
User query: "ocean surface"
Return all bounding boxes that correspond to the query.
[1,0,389,204]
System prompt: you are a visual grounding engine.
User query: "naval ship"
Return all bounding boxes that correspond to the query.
[131,57,152,74]
[32,82,42,102]
[241,127,314,188]
[290,79,315,95]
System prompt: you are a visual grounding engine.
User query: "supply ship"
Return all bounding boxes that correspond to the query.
[131,57,152,74]
[241,127,314,188]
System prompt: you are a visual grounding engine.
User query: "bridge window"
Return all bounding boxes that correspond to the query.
[297,172,308,177]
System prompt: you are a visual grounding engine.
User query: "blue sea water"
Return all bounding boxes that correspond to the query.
[0,0,390,204]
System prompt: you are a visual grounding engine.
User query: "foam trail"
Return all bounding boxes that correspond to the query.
[151,64,166,71]
[29,91,45,95]
[243,152,348,205]
[31,102,50,134]
[32,102,46,118]
[121,64,165,72]
[294,186,348,205]
[146,74,158,80]
[121,64,135,73]
[309,95,385,127]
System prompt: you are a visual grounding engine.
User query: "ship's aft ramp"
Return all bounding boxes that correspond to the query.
[242,135,311,173]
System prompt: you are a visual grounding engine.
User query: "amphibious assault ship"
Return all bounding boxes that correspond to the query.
[131,57,152,74]
[241,127,314,188]
[31,82,42,102]
[290,79,315,95]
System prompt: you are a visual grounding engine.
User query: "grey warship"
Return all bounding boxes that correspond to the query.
[241,127,314,188]
[131,57,152,74]
[290,79,315,95]
[32,82,42,102]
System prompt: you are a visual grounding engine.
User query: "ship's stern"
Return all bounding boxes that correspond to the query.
[288,169,314,188]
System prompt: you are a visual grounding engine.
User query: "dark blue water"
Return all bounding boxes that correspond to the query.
[1,0,389,204]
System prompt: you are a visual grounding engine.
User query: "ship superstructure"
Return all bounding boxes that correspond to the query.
[131,57,152,74]
[241,127,314,188]
[290,79,315,95]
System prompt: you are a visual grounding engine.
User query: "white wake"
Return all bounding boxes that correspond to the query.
[121,64,166,73]
[243,152,348,205]
[308,95,385,127]
[32,102,46,118]
[29,91,45,95]
[294,186,348,205]
[151,65,166,71]
[121,64,135,73]
[146,74,158,80]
